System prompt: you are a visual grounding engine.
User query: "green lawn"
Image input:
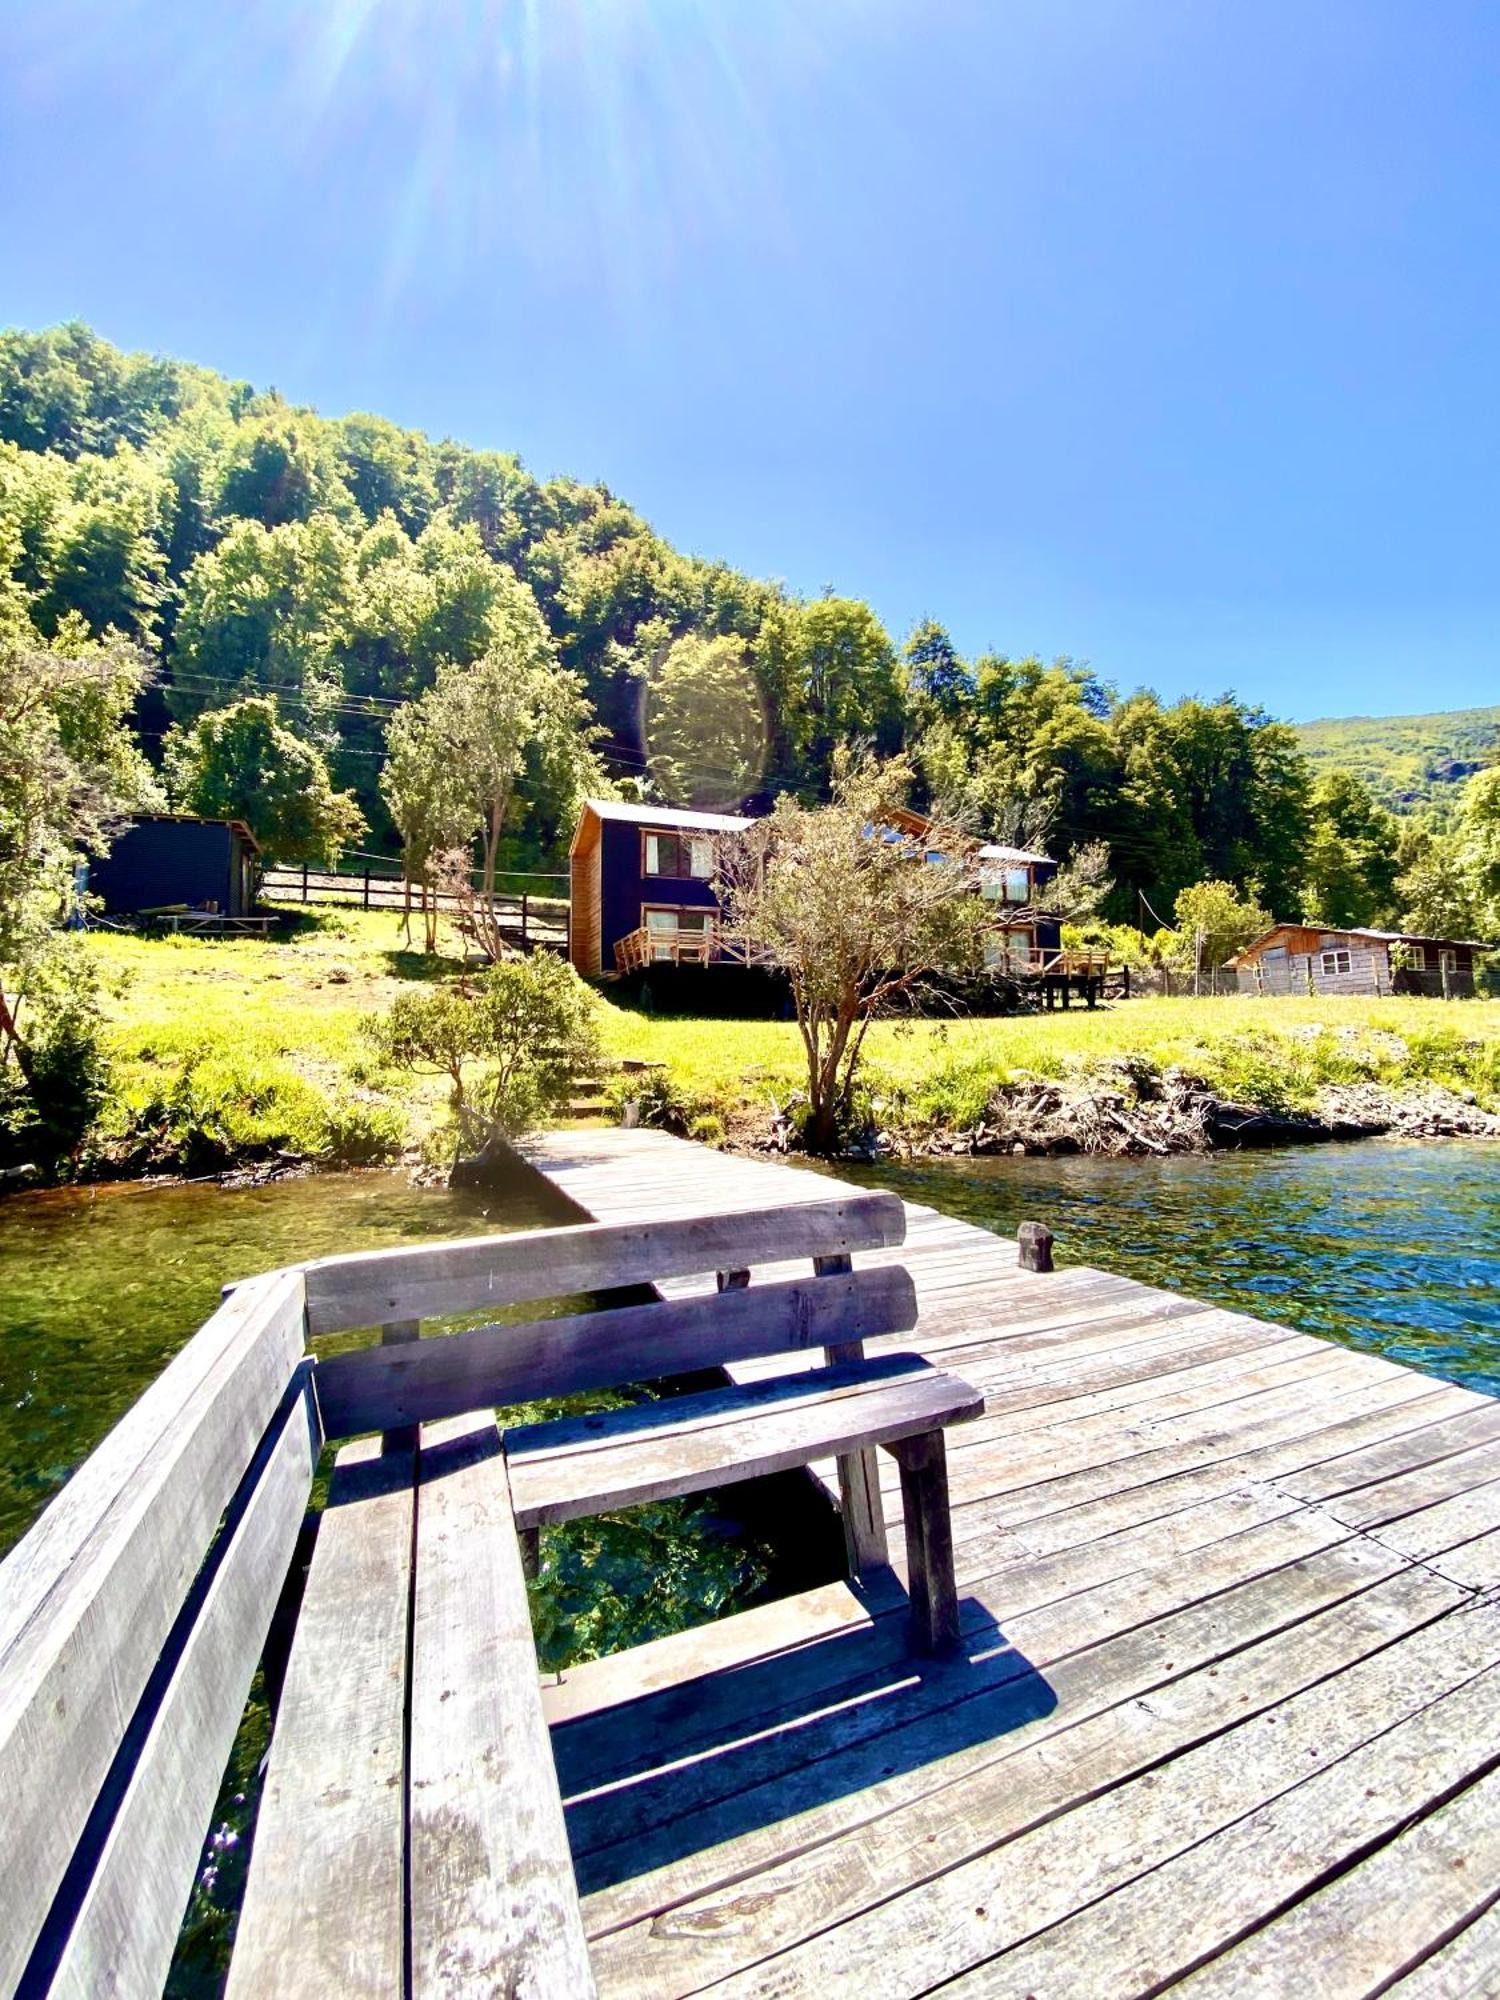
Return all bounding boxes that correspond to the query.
[86,908,1500,1167]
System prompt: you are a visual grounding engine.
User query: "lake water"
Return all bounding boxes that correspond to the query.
[0,1169,576,1554]
[835,1138,1500,1397]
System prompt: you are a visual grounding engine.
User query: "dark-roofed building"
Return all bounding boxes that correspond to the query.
[86,814,262,919]
[1232,922,1492,998]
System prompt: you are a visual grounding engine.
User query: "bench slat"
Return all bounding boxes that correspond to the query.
[226,1436,416,2000]
[506,1357,985,1528]
[409,1413,595,1998]
[301,1193,906,1334]
[0,1266,307,1996]
[313,1266,918,1442]
[42,1378,319,1998]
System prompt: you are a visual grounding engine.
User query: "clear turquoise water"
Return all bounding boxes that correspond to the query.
[0,1169,576,1554]
[834,1138,1500,1396]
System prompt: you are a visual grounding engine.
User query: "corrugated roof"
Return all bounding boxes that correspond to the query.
[1233,921,1495,964]
[580,799,755,833]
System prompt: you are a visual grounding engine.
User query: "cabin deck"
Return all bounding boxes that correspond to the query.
[524,1127,1500,1999]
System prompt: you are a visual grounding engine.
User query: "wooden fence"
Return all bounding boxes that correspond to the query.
[261,862,569,951]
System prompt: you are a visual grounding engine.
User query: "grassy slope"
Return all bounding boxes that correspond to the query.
[1293,704,1500,811]
[90,909,1500,1162]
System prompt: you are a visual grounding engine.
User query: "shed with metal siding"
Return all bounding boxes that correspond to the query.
[87,815,262,918]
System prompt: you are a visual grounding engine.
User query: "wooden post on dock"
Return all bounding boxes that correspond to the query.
[1018,1221,1054,1272]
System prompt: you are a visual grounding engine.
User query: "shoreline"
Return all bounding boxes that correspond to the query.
[733,1071,1500,1164]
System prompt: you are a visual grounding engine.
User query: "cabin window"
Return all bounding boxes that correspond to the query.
[982,867,1031,905]
[1320,949,1352,976]
[643,831,714,879]
[1404,945,1427,970]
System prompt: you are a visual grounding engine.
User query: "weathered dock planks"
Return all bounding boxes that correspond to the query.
[524,1127,1500,2000]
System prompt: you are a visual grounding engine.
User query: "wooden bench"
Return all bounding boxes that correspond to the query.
[0,1190,981,1997]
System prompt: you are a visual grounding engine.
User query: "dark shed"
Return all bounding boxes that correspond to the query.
[87,815,262,918]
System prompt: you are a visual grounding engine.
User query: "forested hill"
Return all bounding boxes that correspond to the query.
[1,320,1490,939]
[1293,706,1500,814]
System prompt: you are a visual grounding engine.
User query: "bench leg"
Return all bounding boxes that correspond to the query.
[892,1430,960,1657]
[836,1446,889,1576]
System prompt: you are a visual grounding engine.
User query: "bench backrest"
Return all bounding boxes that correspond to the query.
[303,1191,916,1443]
[0,1267,317,1998]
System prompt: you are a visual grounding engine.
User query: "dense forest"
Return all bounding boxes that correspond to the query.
[2,322,1497,942]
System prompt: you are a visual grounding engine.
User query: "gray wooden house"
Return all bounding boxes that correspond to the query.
[1232,922,1490,997]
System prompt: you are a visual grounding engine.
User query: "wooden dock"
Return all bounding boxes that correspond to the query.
[525,1126,1500,1999]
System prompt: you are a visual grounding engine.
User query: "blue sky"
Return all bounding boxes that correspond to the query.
[2,0,1497,721]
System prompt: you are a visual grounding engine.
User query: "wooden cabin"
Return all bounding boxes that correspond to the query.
[1232,922,1491,997]
[568,800,752,977]
[568,800,1083,992]
[86,813,261,918]
[976,842,1064,972]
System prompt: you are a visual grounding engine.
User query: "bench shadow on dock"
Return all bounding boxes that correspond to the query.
[553,1579,1056,1895]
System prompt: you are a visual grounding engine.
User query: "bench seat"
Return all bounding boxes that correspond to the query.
[229,1411,594,2000]
[506,1353,982,1526]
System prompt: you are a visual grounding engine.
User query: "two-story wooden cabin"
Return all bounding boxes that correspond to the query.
[568,800,753,978]
[976,842,1064,971]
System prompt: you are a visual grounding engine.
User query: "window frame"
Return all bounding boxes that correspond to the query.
[1320,948,1352,976]
[641,828,715,880]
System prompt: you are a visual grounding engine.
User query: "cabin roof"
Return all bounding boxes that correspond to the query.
[123,811,262,854]
[1232,920,1494,965]
[977,843,1054,866]
[579,799,754,833]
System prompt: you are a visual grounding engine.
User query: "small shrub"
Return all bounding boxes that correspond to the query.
[317,1094,405,1166]
[688,1112,726,1147]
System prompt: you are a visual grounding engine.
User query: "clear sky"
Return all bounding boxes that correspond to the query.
[2,0,1497,721]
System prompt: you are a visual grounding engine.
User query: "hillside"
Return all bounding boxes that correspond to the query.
[1294,704,1500,812]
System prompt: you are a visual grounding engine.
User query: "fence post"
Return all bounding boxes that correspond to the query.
[301,862,308,903]
[521,892,529,946]
[363,868,371,911]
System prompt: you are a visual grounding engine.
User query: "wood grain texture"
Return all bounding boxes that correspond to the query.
[227,1435,416,2000]
[43,1378,318,2000]
[302,1191,906,1333]
[408,1411,595,1998]
[313,1265,919,1442]
[505,1356,984,1528]
[0,1266,306,1997]
[519,1128,1500,2000]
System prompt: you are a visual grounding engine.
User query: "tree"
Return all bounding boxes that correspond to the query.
[718,755,988,1152]
[372,956,602,1168]
[0,628,159,1154]
[164,696,365,866]
[1302,771,1400,928]
[642,633,767,809]
[379,696,477,951]
[1171,880,1272,988]
[380,598,600,957]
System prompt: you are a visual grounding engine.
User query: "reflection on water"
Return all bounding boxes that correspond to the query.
[839,1139,1500,1397]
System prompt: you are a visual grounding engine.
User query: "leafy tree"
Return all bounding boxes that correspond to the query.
[334,414,437,533]
[0,628,158,1155]
[1302,772,1400,927]
[903,619,973,725]
[164,696,365,866]
[379,695,479,951]
[718,754,987,1152]
[642,633,767,809]
[216,404,352,527]
[372,955,602,1167]
[1171,879,1272,984]
[169,515,359,741]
